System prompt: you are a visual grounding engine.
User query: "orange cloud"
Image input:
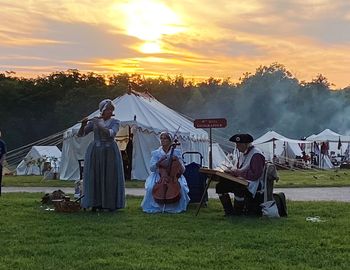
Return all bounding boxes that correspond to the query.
[1,0,350,88]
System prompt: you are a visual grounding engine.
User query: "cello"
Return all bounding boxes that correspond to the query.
[152,138,182,204]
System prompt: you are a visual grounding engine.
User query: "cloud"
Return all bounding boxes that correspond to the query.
[1,0,350,88]
[0,17,138,73]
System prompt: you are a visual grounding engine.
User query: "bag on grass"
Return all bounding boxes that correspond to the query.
[261,200,280,218]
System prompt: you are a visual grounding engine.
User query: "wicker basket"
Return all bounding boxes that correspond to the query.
[53,198,81,213]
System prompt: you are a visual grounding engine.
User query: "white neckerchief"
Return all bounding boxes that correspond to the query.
[238,146,253,169]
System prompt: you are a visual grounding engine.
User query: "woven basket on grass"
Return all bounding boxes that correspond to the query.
[53,198,81,213]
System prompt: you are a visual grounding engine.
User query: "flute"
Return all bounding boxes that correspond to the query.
[77,115,115,123]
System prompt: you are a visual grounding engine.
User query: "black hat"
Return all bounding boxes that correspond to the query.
[229,133,253,143]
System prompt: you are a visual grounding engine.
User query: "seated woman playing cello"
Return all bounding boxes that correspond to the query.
[141,132,190,213]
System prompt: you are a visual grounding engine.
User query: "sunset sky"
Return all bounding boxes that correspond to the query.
[1,0,350,88]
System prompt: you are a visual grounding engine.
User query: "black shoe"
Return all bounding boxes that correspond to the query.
[219,194,234,216]
[91,206,102,212]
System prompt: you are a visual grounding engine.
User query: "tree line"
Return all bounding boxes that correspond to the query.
[1,63,350,150]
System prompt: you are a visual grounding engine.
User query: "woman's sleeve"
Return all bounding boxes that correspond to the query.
[83,121,94,135]
[108,119,120,138]
[150,150,159,172]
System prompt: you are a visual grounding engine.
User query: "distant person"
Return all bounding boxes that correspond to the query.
[302,151,310,164]
[121,150,129,179]
[0,130,7,196]
[321,142,329,156]
[216,133,265,216]
[141,132,190,213]
[78,99,125,212]
[272,155,279,164]
[310,151,319,166]
[125,133,133,180]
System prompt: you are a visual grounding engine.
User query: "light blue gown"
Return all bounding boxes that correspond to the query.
[141,147,190,213]
[81,118,125,210]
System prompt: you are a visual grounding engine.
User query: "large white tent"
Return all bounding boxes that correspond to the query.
[253,131,305,162]
[181,142,231,169]
[211,142,232,169]
[306,128,350,168]
[60,91,224,180]
[306,129,350,143]
[16,146,61,175]
[306,128,350,154]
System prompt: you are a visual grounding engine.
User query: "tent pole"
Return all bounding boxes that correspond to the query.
[285,142,288,167]
[319,142,321,169]
[209,128,213,169]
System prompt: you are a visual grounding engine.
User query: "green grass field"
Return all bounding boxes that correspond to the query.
[274,168,350,187]
[3,168,350,188]
[0,193,349,270]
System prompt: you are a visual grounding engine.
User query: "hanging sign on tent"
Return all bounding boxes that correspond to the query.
[194,118,227,128]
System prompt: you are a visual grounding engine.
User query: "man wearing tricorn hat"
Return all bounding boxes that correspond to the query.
[216,133,265,216]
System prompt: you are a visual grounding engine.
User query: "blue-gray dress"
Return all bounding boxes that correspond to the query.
[81,118,125,210]
[141,147,190,213]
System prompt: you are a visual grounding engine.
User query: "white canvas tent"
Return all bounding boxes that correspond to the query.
[306,128,350,154]
[211,143,232,169]
[306,128,350,168]
[16,146,61,175]
[280,143,303,162]
[252,131,336,169]
[306,129,350,143]
[253,131,305,162]
[181,142,230,169]
[60,91,214,180]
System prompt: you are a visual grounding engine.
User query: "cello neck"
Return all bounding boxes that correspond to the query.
[165,138,180,175]
[166,144,176,175]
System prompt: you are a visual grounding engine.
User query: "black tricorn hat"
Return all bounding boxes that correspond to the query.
[229,133,254,143]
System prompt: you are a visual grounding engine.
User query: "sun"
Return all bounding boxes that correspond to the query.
[140,41,161,54]
[113,0,183,53]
